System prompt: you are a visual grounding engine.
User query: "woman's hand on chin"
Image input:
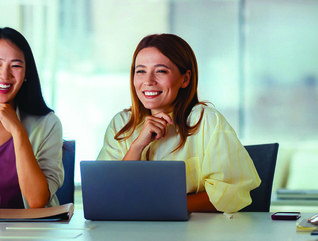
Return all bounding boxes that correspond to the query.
[0,103,23,136]
[123,112,173,161]
[135,112,172,148]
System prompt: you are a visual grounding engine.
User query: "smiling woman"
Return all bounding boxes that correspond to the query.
[0,27,64,209]
[97,33,261,213]
[0,39,25,106]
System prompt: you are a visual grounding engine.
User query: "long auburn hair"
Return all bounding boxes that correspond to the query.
[0,27,52,115]
[115,33,206,152]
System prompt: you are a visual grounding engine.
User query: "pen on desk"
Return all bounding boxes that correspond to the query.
[308,214,318,224]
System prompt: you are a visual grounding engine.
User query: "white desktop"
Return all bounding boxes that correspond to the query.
[0,209,317,241]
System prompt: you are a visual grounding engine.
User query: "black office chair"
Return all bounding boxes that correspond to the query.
[241,143,279,212]
[56,140,76,205]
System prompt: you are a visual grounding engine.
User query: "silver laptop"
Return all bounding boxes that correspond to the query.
[80,160,189,221]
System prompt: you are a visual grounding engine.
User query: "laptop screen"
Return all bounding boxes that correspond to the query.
[80,160,189,221]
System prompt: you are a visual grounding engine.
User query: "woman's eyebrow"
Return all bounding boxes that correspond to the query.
[135,64,170,69]
[135,64,145,68]
[0,58,24,63]
[12,59,25,63]
[155,64,170,69]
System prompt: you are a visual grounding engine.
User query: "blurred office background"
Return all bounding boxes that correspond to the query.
[1,0,317,208]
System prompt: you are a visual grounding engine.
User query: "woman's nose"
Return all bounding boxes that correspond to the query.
[0,65,11,80]
[143,72,157,86]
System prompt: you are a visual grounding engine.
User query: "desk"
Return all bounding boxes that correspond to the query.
[0,210,316,241]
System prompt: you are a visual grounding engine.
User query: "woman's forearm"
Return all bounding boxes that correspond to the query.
[187,191,217,212]
[13,127,50,208]
[123,141,144,160]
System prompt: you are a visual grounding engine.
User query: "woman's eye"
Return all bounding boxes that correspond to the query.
[157,70,167,73]
[12,65,22,68]
[136,70,145,74]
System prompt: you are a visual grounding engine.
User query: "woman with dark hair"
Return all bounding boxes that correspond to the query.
[0,27,63,208]
[98,34,260,213]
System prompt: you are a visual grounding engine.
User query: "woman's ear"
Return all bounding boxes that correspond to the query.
[181,70,191,88]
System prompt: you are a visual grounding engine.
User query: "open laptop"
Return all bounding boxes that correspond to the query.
[80,160,190,221]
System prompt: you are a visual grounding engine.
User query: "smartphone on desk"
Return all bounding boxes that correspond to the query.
[271,212,301,220]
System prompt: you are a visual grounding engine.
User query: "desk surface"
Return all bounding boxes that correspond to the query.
[0,210,317,241]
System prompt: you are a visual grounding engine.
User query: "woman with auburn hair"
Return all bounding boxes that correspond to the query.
[0,27,63,208]
[98,33,260,213]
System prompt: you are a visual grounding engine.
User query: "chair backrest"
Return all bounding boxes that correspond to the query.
[241,143,279,212]
[56,140,76,205]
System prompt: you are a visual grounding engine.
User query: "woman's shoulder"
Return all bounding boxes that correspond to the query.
[191,102,216,112]
[42,112,62,129]
[19,109,62,132]
[190,102,222,120]
[189,103,231,129]
[112,109,131,121]
[109,109,132,128]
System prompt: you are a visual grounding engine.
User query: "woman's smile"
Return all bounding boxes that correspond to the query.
[143,90,163,97]
[0,83,12,94]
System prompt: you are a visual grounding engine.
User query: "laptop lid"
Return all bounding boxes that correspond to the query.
[80,160,189,221]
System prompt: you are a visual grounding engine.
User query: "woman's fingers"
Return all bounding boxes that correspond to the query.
[136,112,173,148]
[0,104,22,135]
[149,112,173,139]
[132,112,173,152]
[152,112,173,125]
[144,116,167,139]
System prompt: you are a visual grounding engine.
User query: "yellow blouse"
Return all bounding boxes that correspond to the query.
[97,103,261,212]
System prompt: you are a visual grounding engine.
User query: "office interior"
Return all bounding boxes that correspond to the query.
[1,0,317,212]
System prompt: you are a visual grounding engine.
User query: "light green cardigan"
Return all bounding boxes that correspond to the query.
[17,107,64,208]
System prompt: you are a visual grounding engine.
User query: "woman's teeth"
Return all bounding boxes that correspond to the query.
[144,91,161,96]
[0,83,11,90]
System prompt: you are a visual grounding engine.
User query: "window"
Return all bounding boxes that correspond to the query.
[1,0,317,189]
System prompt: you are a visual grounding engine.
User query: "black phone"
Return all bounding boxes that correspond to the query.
[271,212,301,220]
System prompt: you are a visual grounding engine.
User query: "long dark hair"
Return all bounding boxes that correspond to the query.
[115,34,206,152]
[0,27,52,115]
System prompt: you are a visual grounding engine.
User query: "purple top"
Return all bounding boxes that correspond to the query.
[0,137,24,209]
